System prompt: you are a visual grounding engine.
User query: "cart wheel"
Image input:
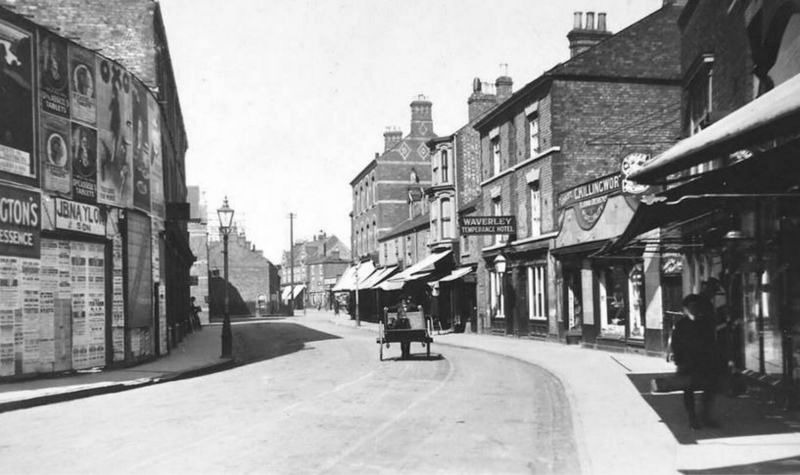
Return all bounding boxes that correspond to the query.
[401,342,410,359]
[379,340,383,361]
[427,342,431,360]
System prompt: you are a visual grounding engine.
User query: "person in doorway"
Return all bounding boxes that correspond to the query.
[190,297,202,331]
[671,294,724,429]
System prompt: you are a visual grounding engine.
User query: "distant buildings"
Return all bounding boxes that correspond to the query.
[281,232,350,309]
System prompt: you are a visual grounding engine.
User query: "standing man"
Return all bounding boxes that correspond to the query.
[671,293,725,429]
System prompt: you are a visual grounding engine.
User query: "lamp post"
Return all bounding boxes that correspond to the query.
[354,261,360,327]
[493,254,507,325]
[217,196,235,358]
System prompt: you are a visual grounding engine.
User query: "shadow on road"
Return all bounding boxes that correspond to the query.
[232,322,341,366]
[379,353,445,362]
[679,455,800,474]
[627,372,800,445]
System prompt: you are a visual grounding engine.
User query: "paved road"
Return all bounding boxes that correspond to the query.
[0,315,579,474]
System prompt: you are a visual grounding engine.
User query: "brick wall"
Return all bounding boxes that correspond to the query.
[679,0,754,127]
[208,236,276,310]
[550,79,682,198]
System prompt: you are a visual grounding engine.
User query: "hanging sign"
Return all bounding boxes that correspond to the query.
[54,198,106,236]
[0,184,40,258]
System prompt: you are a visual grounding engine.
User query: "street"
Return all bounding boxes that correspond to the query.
[0,314,579,474]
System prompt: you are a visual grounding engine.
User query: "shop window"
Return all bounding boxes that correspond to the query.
[527,264,546,320]
[529,181,541,238]
[490,270,505,319]
[441,197,452,239]
[565,271,582,331]
[598,266,628,338]
[492,197,504,245]
[627,264,645,340]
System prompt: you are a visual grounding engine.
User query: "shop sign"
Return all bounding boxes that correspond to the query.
[0,184,40,258]
[324,277,338,285]
[54,198,106,236]
[459,216,516,235]
[558,174,621,231]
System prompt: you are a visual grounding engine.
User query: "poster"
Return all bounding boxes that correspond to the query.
[131,80,150,211]
[0,19,34,180]
[0,184,41,259]
[68,44,95,125]
[39,240,59,369]
[41,113,71,195]
[148,95,164,217]
[96,57,133,208]
[71,241,89,369]
[39,31,69,118]
[86,243,105,367]
[0,257,19,376]
[55,198,106,236]
[21,258,39,373]
[71,122,97,202]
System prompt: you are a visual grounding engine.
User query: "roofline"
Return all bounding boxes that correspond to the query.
[349,159,377,186]
[378,214,431,241]
[473,74,554,131]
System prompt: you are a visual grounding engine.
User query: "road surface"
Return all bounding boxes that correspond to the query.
[0,314,579,474]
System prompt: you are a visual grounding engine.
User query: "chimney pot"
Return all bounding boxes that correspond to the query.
[383,126,403,151]
[585,11,595,30]
[573,12,582,29]
[495,75,513,102]
[597,12,607,31]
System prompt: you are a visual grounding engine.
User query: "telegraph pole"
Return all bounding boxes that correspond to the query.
[288,212,295,316]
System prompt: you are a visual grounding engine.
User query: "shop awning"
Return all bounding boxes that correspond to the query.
[437,266,473,282]
[331,261,376,291]
[359,266,398,289]
[376,250,452,291]
[631,73,800,184]
[292,285,305,298]
[378,271,432,291]
[281,287,291,300]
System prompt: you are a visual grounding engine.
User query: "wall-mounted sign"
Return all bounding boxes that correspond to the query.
[558,174,622,231]
[459,216,516,235]
[54,198,106,236]
[0,184,40,258]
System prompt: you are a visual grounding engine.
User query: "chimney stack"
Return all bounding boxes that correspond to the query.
[468,77,498,121]
[383,127,402,151]
[567,11,613,57]
[410,95,433,137]
[495,75,513,102]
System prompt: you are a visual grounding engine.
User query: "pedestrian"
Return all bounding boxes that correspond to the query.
[190,297,202,331]
[671,293,724,429]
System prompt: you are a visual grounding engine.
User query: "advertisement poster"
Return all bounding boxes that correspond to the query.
[0,19,34,181]
[71,241,89,369]
[0,257,19,376]
[131,80,150,212]
[127,212,152,329]
[96,57,133,208]
[39,32,69,118]
[41,113,71,195]
[55,240,71,370]
[86,243,105,367]
[71,122,97,202]
[21,258,40,374]
[68,44,95,125]
[39,240,59,368]
[0,184,40,259]
[148,95,164,217]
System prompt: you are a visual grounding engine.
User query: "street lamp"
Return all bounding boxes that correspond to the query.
[493,254,507,321]
[354,261,360,327]
[217,196,235,358]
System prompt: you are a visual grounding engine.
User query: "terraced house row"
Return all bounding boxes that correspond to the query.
[336,0,800,401]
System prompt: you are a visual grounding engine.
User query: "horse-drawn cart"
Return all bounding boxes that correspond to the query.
[376,306,433,360]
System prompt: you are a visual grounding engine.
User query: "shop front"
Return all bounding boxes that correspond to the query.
[553,173,663,352]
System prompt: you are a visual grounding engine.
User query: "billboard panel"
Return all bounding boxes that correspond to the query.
[71,122,97,202]
[68,44,96,125]
[40,113,71,195]
[0,184,40,259]
[0,19,34,181]
[131,80,150,212]
[148,95,164,218]
[39,31,69,118]
[96,57,133,208]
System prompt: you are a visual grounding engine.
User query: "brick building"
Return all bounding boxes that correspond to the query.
[350,96,436,262]
[0,0,190,378]
[620,0,800,396]
[306,253,349,310]
[473,5,683,353]
[280,232,350,308]
[208,228,279,317]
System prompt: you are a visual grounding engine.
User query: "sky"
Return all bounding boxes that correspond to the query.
[158,0,664,263]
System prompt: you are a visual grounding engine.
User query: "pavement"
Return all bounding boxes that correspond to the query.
[2,310,800,474]
[0,324,235,413]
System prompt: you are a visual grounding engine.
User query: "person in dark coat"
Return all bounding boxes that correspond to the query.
[671,293,725,429]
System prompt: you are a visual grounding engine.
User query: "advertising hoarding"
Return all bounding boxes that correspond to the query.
[40,112,71,195]
[68,44,95,125]
[0,184,40,259]
[131,80,150,212]
[148,94,164,218]
[96,57,133,208]
[71,122,97,202]
[0,19,35,181]
[39,31,69,118]
[54,198,106,236]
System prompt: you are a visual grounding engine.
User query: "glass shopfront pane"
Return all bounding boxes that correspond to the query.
[599,266,627,338]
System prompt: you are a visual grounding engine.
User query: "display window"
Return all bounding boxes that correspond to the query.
[597,265,627,338]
